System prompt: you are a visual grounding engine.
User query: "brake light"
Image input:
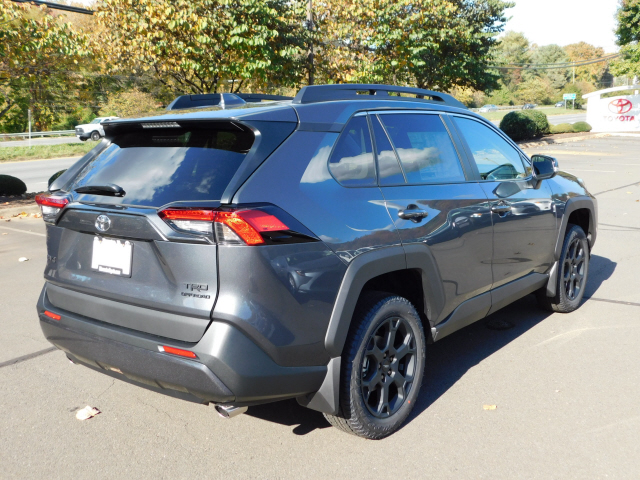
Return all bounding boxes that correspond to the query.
[35,194,70,223]
[157,208,289,245]
[159,345,197,359]
[43,310,61,321]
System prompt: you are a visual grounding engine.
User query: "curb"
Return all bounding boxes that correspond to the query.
[517,133,610,149]
[0,204,40,218]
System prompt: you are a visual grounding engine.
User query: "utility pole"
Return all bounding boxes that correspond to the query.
[307,0,314,85]
[572,66,575,84]
[28,109,31,148]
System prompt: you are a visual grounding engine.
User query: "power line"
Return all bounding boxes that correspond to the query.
[488,53,620,70]
[11,0,94,15]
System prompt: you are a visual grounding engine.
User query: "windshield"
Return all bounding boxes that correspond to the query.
[90,118,103,124]
[67,122,255,207]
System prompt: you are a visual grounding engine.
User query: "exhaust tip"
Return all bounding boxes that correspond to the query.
[215,405,248,419]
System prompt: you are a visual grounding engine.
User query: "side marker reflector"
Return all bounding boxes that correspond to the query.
[44,310,61,321]
[159,345,197,359]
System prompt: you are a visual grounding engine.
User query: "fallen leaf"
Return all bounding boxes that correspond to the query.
[483,404,497,410]
[1,233,7,235]
[75,406,101,421]
[18,257,29,262]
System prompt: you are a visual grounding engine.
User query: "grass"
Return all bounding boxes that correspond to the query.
[0,141,97,163]
[479,106,584,122]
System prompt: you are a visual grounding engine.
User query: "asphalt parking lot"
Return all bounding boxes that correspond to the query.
[1,135,639,479]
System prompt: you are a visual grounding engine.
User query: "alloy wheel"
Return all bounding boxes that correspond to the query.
[563,237,586,300]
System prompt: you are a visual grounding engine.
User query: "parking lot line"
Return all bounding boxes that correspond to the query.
[0,225,46,237]
[0,347,57,369]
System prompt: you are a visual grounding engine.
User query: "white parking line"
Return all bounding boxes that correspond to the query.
[0,225,46,237]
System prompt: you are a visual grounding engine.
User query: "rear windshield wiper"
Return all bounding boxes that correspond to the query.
[74,184,126,197]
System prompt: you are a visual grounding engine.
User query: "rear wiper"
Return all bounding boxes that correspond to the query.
[74,183,126,197]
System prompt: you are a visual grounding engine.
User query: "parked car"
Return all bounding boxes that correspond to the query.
[478,104,498,112]
[555,101,565,107]
[75,117,118,141]
[36,84,597,439]
[522,103,537,109]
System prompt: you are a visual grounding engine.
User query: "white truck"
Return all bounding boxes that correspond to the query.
[75,117,118,141]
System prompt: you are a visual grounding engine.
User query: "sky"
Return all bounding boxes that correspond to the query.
[502,0,620,52]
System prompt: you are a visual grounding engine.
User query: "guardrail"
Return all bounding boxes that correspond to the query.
[0,130,75,140]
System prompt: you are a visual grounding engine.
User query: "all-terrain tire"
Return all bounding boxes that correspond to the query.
[324,292,426,439]
[537,224,589,313]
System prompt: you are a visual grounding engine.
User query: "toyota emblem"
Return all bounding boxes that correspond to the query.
[608,98,633,114]
[95,214,111,232]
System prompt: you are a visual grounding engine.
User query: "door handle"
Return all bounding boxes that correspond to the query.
[491,203,512,215]
[398,205,429,222]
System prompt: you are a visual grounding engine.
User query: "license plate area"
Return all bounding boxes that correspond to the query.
[91,236,133,277]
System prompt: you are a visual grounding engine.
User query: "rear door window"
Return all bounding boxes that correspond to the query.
[66,122,254,207]
[328,116,376,187]
[379,114,465,184]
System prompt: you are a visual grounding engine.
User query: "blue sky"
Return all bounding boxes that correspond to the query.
[503,0,619,52]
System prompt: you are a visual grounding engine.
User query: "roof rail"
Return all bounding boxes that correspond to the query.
[166,93,293,111]
[292,84,467,109]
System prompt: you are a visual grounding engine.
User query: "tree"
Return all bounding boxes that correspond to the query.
[313,0,512,91]
[99,89,161,118]
[0,1,92,131]
[492,31,530,88]
[517,77,553,104]
[564,42,607,84]
[95,0,309,94]
[611,0,640,79]
[525,44,570,89]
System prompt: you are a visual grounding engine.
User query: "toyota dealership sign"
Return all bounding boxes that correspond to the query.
[584,85,640,132]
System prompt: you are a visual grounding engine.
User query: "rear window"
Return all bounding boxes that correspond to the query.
[66,122,254,207]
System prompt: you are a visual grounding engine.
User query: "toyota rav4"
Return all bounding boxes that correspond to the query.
[36,84,597,439]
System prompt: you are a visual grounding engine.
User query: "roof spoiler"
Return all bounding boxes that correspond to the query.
[166,93,293,111]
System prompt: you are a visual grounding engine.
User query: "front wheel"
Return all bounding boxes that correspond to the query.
[324,292,426,439]
[537,224,589,313]
[90,131,101,142]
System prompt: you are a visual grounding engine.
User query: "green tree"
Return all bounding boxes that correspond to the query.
[99,89,162,118]
[564,42,607,84]
[492,31,530,88]
[611,0,640,79]
[525,44,570,90]
[517,77,553,104]
[96,0,309,94]
[0,1,92,131]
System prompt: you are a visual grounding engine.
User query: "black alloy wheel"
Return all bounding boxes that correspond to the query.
[360,316,417,418]
[563,236,586,301]
[323,292,426,439]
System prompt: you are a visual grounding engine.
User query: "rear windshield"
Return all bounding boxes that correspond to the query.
[67,122,254,207]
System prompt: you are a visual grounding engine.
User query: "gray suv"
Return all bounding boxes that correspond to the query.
[36,84,597,439]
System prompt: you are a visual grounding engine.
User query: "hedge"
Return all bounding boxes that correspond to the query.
[499,110,550,141]
[0,174,27,196]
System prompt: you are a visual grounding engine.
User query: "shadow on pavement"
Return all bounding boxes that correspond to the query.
[583,254,616,298]
[245,398,330,435]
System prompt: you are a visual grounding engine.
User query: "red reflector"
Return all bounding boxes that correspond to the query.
[35,194,69,208]
[161,345,197,358]
[236,210,288,232]
[158,209,215,222]
[44,310,61,321]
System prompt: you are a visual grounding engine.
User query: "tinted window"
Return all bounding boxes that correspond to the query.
[454,117,527,181]
[379,114,465,184]
[372,115,405,185]
[328,116,376,187]
[67,122,254,207]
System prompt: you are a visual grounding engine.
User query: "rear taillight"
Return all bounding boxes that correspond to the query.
[35,193,70,224]
[158,207,291,245]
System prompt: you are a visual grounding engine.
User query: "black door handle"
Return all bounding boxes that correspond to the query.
[491,203,512,214]
[398,204,429,222]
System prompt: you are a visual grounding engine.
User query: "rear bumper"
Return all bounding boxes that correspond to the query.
[37,286,326,406]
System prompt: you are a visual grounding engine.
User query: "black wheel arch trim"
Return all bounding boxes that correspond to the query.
[555,196,597,260]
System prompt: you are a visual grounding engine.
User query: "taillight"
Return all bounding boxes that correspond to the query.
[35,193,70,223]
[157,207,291,245]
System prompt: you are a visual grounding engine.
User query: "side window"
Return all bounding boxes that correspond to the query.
[453,117,527,181]
[371,115,405,185]
[328,116,376,187]
[379,114,465,184]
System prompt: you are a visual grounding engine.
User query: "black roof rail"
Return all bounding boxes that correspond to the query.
[235,93,294,102]
[292,84,467,109]
[166,93,293,111]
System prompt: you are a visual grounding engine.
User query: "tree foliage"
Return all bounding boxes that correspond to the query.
[611,0,640,79]
[99,88,161,118]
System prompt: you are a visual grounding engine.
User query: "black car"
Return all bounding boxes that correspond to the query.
[36,84,597,439]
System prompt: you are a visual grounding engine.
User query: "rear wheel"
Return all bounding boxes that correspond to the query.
[537,224,589,313]
[90,131,101,142]
[324,292,426,439]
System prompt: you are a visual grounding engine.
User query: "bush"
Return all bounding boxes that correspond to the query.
[499,110,550,141]
[572,121,592,133]
[0,174,27,196]
[48,169,67,188]
[550,123,574,134]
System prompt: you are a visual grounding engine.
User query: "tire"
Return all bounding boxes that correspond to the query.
[90,131,101,142]
[324,292,426,439]
[537,224,589,313]
[80,138,87,142]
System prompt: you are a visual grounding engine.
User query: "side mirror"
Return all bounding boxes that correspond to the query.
[530,155,558,188]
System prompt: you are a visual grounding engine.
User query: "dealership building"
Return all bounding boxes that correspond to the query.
[583,85,640,132]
